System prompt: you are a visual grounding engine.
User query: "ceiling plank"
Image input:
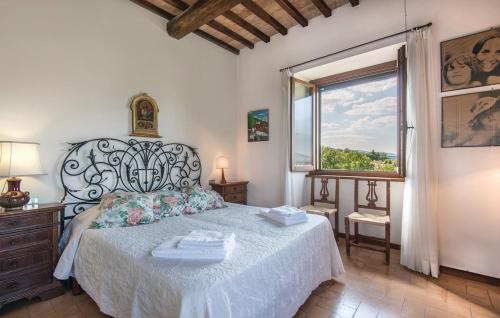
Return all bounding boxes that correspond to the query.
[241,0,287,35]
[310,0,332,17]
[223,11,270,43]
[166,0,243,39]
[130,0,239,54]
[163,0,254,49]
[349,0,360,7]
[275,0,308,27]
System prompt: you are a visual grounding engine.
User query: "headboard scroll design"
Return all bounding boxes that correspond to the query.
[60,138,201,222]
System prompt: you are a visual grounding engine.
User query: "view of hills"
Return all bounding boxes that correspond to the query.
[321,146,397,171]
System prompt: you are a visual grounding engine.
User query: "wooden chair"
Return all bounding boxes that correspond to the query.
[345,178,391,264]
[300,175,339,241]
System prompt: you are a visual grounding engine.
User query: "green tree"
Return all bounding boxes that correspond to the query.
[321,146,396,172]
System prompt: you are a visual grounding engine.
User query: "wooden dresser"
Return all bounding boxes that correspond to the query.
[211,181,249,204]
[0,204,64,308]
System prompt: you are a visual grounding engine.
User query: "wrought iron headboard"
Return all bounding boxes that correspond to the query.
[59,138,201,231]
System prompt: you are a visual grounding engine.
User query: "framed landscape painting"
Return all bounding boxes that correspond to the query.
[248,109,269,142]
[442,90,500,147]
[441,27,500,92]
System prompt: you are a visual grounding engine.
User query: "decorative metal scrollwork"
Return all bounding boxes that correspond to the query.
[60,138,201,219]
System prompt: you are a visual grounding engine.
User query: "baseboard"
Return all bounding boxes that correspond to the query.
[338,232,401,250]
[440,266,500,287]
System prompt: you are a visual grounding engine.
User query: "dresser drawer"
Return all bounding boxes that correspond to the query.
[0,213,52,232]
[0,248,51,275]
[0,229,51,253]
[0,268,52,298]
[224,193,246,204]
[224,184,247,194]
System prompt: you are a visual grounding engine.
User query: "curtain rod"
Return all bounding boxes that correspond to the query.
[279,22,432,72]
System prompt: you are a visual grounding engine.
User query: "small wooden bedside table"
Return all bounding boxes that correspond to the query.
[0,203,64,308]
[211,181,249,204]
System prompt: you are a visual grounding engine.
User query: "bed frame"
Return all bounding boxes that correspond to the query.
[59,138,202,233]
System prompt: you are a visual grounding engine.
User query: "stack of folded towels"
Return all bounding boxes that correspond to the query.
[260,205,308,226]
[152,230,236,261]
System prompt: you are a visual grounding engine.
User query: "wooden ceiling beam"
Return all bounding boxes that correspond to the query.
[166,0,243,39]
[163,0,253,48]
[349,0,360,6]
[130,0,239,54]
[275,0,308,27]
[242,0,287,35]
[223,11,270,43]
[311,0,332,17]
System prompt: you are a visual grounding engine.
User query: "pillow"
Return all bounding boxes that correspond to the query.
[183,186,225,214]
[154,190,188,217]
[91,192,156,229]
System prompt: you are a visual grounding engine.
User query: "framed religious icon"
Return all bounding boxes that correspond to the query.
[442,90,499,147]
[441,27,500,92]
[130,93,161,138]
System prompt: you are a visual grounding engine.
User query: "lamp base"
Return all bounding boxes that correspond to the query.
[220,168,227,184]
[0,177,30,210]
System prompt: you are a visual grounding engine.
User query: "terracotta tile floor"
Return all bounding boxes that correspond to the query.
[2,239,500,318]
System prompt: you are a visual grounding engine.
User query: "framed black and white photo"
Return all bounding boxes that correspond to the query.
[442,90,500,147]
[440,27,500,92]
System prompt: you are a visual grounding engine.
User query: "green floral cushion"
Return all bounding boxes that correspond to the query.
[183,186,225,214]
[91,192,156,229]
[154,190,188,217]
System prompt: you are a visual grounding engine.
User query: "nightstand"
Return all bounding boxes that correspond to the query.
[211,181,249,204]
[0,203,64,308]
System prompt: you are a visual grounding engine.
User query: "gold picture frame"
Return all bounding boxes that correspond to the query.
[130,93,161,138]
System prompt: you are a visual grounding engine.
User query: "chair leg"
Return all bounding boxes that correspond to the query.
[385,222,391,265]
[354,222,359,244]
[334,212,339,242]
[345,217,350,256]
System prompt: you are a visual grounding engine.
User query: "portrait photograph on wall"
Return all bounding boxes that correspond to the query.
[442,90,500,147]
[248,109,269,142]
[130,93,161,138]
[441,27,500,92]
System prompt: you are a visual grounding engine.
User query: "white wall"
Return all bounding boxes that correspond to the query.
[237,0,500,278]
[0,0,238,203]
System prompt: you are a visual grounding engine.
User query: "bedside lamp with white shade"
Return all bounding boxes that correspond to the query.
[216,156,229,184]
[0,142,45,210]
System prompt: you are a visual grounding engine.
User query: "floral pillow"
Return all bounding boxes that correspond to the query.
[183,186,225,214]
[91,192,156,229]
[154,190,188,218]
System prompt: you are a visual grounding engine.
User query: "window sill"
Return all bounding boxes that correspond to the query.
[307,170,405,182]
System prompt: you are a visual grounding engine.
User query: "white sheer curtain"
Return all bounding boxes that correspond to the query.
[282,69,295,206]
[400,28,440,277]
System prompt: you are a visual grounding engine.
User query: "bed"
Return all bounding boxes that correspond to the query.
[54,138,345,318]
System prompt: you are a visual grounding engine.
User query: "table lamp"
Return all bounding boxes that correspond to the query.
[216,156,229,184]
[0,142,44,210]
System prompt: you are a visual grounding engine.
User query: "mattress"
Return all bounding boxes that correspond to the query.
[55,203,344,318]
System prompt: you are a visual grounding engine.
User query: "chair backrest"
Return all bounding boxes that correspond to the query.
[310,175,340,210]
[354,178,391,216]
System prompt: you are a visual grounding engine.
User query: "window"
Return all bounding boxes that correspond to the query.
[290,46,407,178]
[290,78,315,171]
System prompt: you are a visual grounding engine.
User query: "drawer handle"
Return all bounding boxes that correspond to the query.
[9,260,19,268]
[7,282,19,290]
[7,220,18,226]
[9,239,18,246]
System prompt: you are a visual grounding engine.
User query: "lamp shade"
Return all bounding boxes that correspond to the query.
[0,142,45,177]
[216,156,229,169]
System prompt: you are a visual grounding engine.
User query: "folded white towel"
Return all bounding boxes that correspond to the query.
[260,208,308,226]
[152,236,235,261]
[178,230,236,249]
[269,205,305,217]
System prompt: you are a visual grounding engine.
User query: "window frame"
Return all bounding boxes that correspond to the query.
[290,77,316,172]
[309,56,407,179]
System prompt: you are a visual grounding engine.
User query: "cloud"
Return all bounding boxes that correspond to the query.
[350,115,397,129]
[344,96,397,116]
[321,122,342,130]
[349,77,397,95]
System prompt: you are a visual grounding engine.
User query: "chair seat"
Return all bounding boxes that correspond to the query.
[300,205,337,216]
[347,212,390,225]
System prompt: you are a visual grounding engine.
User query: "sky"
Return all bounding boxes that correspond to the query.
[320,74,398,154]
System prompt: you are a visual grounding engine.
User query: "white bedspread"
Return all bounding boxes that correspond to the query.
[55,203,344,318]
